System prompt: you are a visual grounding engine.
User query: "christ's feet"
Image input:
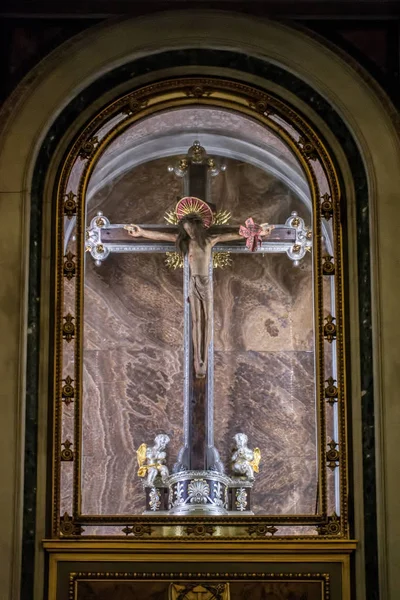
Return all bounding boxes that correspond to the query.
[196,362,207,378]
[194,359,206,378]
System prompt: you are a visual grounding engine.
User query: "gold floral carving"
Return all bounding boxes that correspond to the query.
[323,255,335,276]
[246,524,278,537]
[63,191,77,218]
[324,315,337,343]
[61,439,74,461]
[121,524,152,537]
[317,512,341,536]
[79,136,99,160]
[170,583,230,600]
[62,313,75,342]
[184,84,213,98]
[326,440,339,470]
[248,98,270,115]
[298,136,318,160]
[185,524,216,537]
[212,252,232,269]
[63,252,76,280]
[165,251,232,270]
[165,252,184,269]
[122,98,149,115]
[325,377,338,405]
[62,376,75,405]
[60,512,83,536]
[321,193,333,220]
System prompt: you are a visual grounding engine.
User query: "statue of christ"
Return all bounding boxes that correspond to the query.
[126,197,273,378]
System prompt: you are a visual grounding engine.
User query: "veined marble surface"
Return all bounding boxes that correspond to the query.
[78,156,317,515]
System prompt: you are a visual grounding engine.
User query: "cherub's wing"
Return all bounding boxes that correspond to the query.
[136,443,148,478]
[137,443,147,467]
[251,447,261,473]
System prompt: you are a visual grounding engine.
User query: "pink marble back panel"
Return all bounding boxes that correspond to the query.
[79,156,316,516]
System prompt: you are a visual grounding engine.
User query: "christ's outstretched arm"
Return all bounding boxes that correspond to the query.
[125,224,177,243]
[211,223,274,246]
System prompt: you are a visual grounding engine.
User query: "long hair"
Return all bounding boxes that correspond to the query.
[176,214,210,255]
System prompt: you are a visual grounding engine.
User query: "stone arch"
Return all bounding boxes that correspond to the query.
[0,11,398,600]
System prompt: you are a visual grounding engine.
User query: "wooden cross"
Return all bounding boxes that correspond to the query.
[86,142,311,473]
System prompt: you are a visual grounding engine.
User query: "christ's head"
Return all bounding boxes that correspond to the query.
[176,213,210,255]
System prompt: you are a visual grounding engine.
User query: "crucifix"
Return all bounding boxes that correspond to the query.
[86,141,312,486]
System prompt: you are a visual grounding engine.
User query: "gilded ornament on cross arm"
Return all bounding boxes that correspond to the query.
[212,252,232,269]
[325,377,338,405]
[95,216,106,228]
[165,251,232,270]
[324,314,336,343]
[291,216,300,227]
[62,314,75,342]
[165,252,184,270]
[63,251,76,280]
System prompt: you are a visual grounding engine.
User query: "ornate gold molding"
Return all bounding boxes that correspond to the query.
[68,570,330,600]
[52,76,348,539]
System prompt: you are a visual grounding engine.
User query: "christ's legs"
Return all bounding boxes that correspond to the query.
[200,296,212,378]
[189,294,203,377]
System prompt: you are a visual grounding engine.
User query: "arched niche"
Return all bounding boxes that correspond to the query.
[0,10,399,600]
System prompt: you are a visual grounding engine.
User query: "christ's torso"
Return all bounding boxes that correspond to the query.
[187,239,213,276]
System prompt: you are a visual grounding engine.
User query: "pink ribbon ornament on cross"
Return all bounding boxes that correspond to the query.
[239,217,263,252]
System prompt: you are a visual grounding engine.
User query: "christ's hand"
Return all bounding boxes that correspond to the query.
[125,224,143,237]
[260,223,274,237]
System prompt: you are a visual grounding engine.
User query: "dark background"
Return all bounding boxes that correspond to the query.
[0,1,399,109]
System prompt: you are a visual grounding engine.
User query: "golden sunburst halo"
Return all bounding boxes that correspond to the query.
[176,196,213,227]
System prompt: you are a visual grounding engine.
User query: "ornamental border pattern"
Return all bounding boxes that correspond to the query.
[68,570,330,600]
[53,76,347,538]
